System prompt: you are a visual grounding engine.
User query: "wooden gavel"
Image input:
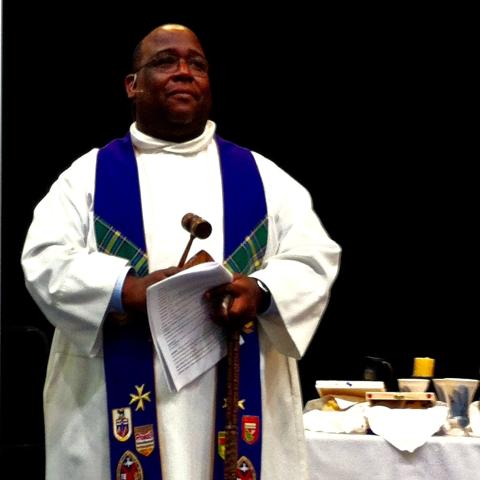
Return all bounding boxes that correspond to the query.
[177,213,212,268]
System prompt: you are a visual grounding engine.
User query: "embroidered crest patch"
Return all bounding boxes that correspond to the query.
[116,450,143,480]
[236,455,256,480]
[242,415,260,445]
[112,407,132,442]
[134,424,155,456]
[217,431,226,459]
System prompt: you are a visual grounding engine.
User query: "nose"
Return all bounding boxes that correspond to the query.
[176,58,193,75]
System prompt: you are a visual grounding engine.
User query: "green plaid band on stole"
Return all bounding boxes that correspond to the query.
[224,217,268,275]
[94,215,149,276]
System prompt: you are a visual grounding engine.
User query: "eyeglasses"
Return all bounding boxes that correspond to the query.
[134,53,209,77]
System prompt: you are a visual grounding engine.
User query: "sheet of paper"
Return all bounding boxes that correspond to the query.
[146,261,233,392]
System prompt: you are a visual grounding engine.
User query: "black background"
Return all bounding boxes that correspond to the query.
[1,3,477,477]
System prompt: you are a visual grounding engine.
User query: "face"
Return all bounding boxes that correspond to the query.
[125,27,212,141]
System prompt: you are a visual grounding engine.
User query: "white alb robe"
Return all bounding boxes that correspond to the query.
[21,121,341,480]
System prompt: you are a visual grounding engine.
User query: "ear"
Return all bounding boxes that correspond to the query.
[125,73,138,99]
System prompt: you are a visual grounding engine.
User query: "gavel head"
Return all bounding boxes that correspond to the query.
[181,213,212,239]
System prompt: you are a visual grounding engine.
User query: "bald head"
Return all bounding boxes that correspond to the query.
[126,24,212,142]
[133,24,204,72]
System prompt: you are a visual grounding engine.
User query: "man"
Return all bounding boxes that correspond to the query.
[21,24,340,480]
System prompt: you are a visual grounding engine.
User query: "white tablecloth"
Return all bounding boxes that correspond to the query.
[306,430,480,480]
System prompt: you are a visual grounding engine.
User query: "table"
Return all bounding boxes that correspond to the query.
[306,430,480,480]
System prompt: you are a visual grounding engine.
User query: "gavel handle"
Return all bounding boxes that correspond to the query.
[178,234,194,268]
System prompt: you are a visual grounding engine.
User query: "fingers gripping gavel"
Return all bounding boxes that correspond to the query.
[178,213,212,268]
[119,213,212,315]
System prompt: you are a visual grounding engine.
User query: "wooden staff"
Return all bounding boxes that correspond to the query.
[178,212,240,478]
[224,326,240,480]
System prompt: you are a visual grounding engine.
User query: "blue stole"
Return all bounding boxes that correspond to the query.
[95,133,267,479]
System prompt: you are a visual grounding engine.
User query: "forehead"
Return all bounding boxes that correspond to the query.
[141,29,206,60]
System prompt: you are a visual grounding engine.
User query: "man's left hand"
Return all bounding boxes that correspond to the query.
[204,273,265,329]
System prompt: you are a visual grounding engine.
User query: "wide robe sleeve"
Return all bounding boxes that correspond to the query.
[21,150,130,356]
[251,153,341,359]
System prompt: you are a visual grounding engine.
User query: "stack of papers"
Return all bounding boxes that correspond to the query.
[146,261,233,392]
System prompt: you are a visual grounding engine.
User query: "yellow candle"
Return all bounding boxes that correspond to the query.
[413,357,435,377]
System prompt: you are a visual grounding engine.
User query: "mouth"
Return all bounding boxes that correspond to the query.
[167,90,197,99]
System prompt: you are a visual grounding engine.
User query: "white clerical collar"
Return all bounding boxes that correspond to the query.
[130,120,216,154]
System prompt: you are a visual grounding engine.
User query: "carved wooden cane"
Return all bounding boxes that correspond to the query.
[178,213,240,479]
[224,326,240,480]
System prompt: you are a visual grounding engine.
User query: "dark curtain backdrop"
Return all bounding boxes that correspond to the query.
[1,4,476,478]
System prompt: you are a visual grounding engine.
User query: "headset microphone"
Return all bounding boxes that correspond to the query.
[130,73,144,94]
